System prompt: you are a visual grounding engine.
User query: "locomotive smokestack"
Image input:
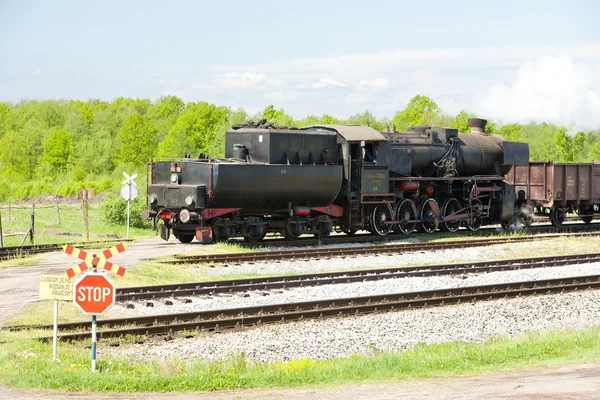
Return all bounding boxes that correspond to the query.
[468,118,487,134]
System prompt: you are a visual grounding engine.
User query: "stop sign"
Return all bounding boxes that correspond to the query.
[73,273,116,315]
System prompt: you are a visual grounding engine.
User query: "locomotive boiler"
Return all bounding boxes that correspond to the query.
[143,118,530,243]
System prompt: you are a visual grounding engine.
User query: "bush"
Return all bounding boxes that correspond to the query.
[100,193,151,228]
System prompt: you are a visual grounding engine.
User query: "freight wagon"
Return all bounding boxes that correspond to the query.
[506,161,600,226]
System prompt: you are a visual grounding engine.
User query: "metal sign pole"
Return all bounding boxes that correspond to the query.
[127,184,131,239]
[91,315,97,372]
[52,299,58,361]
[91,260,98,372]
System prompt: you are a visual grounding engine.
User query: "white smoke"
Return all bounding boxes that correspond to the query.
[479,54,600,130]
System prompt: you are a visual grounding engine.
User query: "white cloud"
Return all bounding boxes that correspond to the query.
[212,72,267,89]
[478,54,600,129]
[156,44,600,128]
[356,78,389,91]
[311,78,346,88]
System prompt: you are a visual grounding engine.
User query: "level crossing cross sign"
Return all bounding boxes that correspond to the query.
[64,243,127,278]
[73,273,116,315]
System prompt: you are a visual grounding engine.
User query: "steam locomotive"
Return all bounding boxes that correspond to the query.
[142,118,530,243]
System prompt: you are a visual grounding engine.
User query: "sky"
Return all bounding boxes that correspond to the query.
[1,0,600,128]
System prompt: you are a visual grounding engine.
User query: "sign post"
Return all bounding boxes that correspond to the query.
[73,272,116,372]
[121,172,138,239]
[64,243,127,372]
[39,274,73,361]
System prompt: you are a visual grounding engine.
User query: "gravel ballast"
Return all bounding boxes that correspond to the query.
[111,290,600,363]
[108,240,600,363]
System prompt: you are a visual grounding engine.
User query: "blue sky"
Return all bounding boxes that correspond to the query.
[1,0,600,127]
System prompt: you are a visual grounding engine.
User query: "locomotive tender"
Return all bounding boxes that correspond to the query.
[143,118,530,243]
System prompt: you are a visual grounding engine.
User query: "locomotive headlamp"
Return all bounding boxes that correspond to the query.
[185,195,195,206]
[149,194,158,204]
[170,173,179,184]
[180,209,191,223]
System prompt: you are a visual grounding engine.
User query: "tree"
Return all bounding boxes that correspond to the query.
[158,102,229,158]
[452,110,472,133]
[0,130,29,179]
[262,105,295,127]
[346,110,385,131]
[39,128,73,173]
[117,112,159,166]
[497,123,522,141]
[572,132,587,162]
[392,95,440,131]
[554,128,573,162]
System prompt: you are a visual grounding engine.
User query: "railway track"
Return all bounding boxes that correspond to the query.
[167,231,600,265]
[113,252,600,301]
[0,239,132,261]
[233,221,600,248]
[19,274,600,342]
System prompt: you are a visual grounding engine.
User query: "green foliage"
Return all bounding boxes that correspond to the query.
[38,128,73,174]
[0,130,29,179]
[100,193,152,228]
[158,102,230,158]
[117,112,159,166]
[392,95,440,131]
[347,110,385,131]
[1,96,599,203]
[452,110,472,132]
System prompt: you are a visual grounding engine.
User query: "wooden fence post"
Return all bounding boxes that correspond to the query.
[56,199,61,226]
[30,203,35,244]
[83,192,89,241]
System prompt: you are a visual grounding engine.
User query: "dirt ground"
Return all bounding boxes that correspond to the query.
[1,237,600,399]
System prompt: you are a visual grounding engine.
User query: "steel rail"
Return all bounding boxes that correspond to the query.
[235,222,600,248]
[167,232,600,265]
[21,274,600,341]
[0,239,133,261]
[114,252,600,301]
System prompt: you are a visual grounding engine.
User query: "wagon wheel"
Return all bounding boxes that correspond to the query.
[579,207,594,224]
[343,229,357,236]
[549,207,565,227]
[243,216,266,243]
[420,198,440,233]
[441,198,461,233]
[313,215,333,238]
[394,198,417,234]
[283,216,303,240]
[370,204,393,236]
[466,198,483,232]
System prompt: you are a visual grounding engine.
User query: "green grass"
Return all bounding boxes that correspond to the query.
[0,202,154,247]
[1,327,599,392]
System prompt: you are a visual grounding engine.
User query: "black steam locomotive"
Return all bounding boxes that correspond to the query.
[142,118,530,243]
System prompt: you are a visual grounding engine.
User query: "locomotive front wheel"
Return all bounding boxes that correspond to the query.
[394,199,417,234]
[370,204,393,236]
[441,198,461,233]
[177,233,195,244]
[211,218,231,242]
[581,215,594,224]
[420,198,440,233]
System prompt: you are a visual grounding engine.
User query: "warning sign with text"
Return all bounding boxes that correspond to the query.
[39,275,73,301]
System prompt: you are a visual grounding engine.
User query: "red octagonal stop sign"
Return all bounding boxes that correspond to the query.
[73,273,116,315]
